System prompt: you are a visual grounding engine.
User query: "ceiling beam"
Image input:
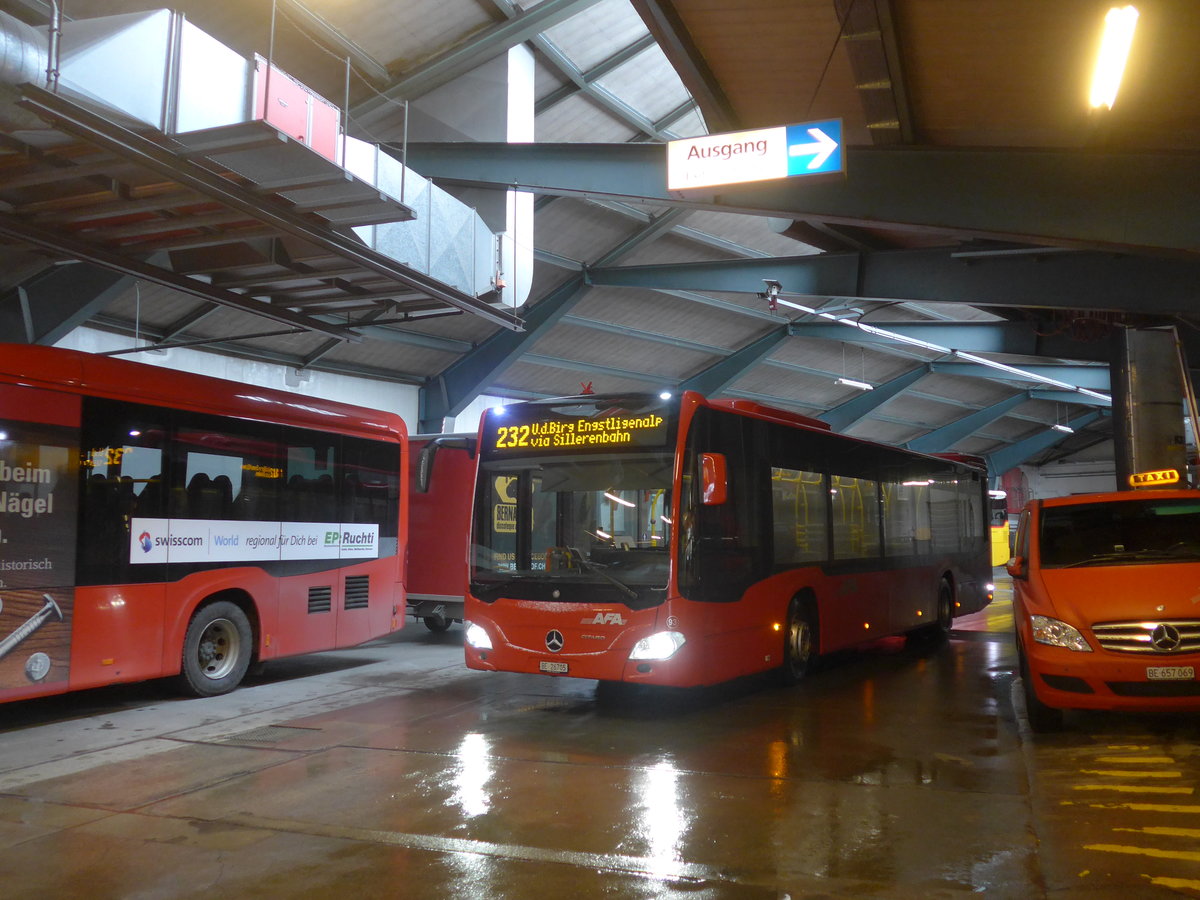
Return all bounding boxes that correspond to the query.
[817,365,930,431]
[402,141,1200,257]
[352,0,605,119]
[628,0,739,133]
[535,33,658,115]
[1,263,134,345]
[930,362,1110,390]
[905,393,1030,453]
[680,324,793,396]
[986,411,1107,475]
[584,250,1200,319]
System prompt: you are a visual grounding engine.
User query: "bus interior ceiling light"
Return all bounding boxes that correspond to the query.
[605,491,636,507]
[1090,5,1139,110]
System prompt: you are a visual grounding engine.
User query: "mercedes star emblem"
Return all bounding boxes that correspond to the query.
[1150,623,1183,652]
[545,630,565,653]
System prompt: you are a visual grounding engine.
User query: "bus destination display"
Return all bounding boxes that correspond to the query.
[490,412,668,453]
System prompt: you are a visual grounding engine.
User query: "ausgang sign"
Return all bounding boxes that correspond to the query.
[666,119,843,191]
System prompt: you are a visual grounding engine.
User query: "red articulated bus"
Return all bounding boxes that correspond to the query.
[463,391,993,687]
[0,344,406,703]
[407,434,476,631]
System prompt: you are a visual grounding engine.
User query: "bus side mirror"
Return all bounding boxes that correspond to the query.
[416,443,435,493]
[701,452,728,505]
[1007,556,1027,579]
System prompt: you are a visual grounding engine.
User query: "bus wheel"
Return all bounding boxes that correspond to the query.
[1019,646,1064,733]
[180,600,253,697]
[909,579,953,648]
[779,599,817,686]
[934,579,953,638]
[423,615,453,633]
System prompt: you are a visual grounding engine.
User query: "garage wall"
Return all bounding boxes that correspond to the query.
[55,328,421,429]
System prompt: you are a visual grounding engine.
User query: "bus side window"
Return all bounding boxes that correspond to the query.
[78,400,168,585]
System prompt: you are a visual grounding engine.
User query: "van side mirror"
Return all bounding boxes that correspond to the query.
[700,452,728,505]
[1006,556,1027,579]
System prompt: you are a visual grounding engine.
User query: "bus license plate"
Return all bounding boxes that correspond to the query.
[539,660,568,674]
[1147,666,1195,680]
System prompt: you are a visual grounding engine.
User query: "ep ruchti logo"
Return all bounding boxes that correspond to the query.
[324,531,340,547]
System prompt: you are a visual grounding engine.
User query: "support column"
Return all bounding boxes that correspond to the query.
[1110,326,1188,488]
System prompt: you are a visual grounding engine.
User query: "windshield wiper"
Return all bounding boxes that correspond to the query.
[1060,551,1187,568]
[562,547,638,600]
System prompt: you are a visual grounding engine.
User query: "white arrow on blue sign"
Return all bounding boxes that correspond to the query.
[786,120,842,175]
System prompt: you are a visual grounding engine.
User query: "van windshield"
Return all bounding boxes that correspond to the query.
[1039,498,1200,568]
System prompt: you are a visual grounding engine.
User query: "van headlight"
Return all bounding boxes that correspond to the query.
[464,621,493,651]
[628,631,685,661]
[1030,615,1092,652]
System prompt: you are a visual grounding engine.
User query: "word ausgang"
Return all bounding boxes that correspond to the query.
[685,139,769,161]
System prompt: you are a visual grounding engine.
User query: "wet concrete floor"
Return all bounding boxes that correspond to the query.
[3,575,1200,898]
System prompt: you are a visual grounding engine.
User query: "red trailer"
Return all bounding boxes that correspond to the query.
[407,434,476,631]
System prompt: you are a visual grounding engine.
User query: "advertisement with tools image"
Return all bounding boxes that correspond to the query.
[0,418,78,692]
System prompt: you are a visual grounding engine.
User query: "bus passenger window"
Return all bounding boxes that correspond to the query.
[771,467,828,565]
[831,475,880,559]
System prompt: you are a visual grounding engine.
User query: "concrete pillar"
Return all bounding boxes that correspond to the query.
[1110,326,1189,489]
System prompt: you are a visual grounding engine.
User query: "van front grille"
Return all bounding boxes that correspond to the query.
[1091,620,1200,654]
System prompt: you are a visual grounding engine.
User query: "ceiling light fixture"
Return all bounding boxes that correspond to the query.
[1051,423,1075,434]
[1089,6,1139,110]
[836,377,873,391]
[767,293,1111,403]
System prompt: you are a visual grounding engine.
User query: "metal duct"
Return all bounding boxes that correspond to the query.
[0,10,51,132]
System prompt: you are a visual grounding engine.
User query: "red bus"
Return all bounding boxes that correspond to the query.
[407,434,476,631]
[463,391,992,687]
[0,344,406,703]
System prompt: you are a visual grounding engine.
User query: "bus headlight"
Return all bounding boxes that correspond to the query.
[628,631,685,661]
[1030,615,1092,652]
[464,621,493,651]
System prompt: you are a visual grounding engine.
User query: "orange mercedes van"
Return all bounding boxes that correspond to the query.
[1008,489,1200,732]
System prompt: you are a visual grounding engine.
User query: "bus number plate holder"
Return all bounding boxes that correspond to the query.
[539,660,568,674]
[1147,666,1194,680]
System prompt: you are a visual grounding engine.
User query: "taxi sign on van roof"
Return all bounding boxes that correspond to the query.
[1129,468,1180,488]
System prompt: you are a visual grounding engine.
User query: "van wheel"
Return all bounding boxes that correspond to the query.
[779,598,817,685]
[179,601,253,697]
[1019,646,1063,733]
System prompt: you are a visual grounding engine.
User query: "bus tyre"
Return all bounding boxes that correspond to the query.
[423,615,453,633]
[779,599,817,686]
[908,579,953,648]
[180,601,253,697]
[933,579,953,639]
[1019,646,1063,734]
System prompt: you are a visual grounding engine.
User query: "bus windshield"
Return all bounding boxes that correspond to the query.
[472,451,673,606]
